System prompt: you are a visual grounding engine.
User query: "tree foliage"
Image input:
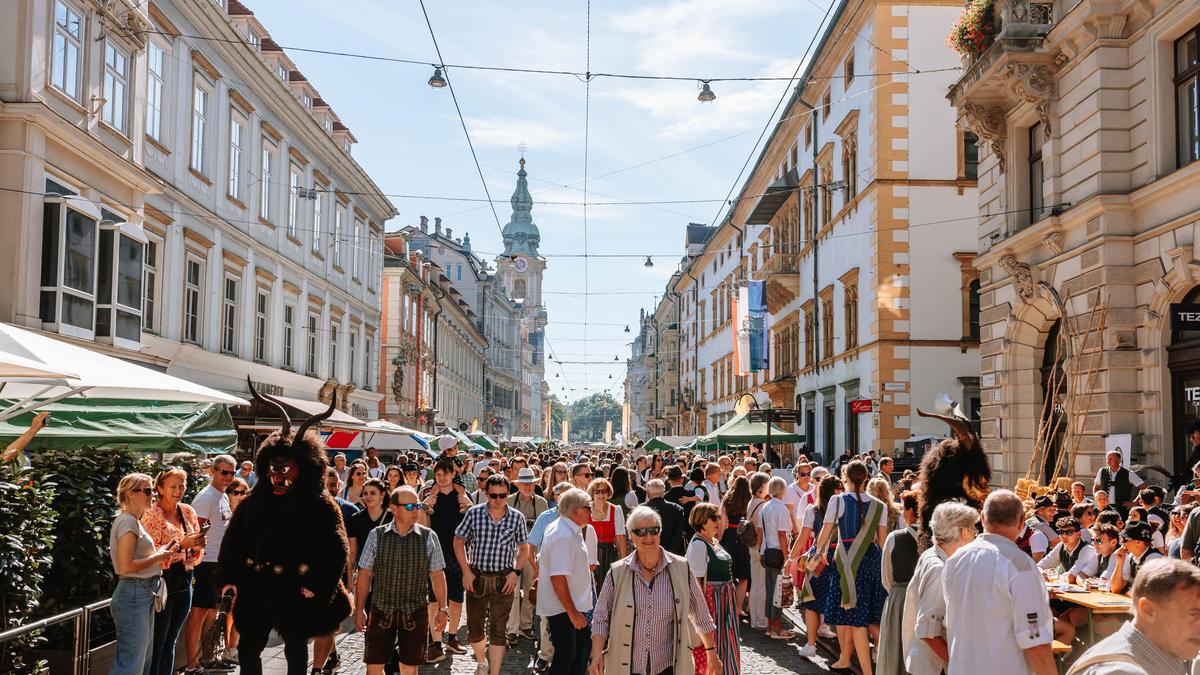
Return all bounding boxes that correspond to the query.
[567,392,621,443]
[0,465,58,674]
[547,394,566,437]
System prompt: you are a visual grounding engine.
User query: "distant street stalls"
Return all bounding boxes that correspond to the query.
[693,413,804,454]
[643,436,696,453]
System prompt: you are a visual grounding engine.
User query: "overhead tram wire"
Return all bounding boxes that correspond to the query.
[417,0,505,240]
[582,0,593,396]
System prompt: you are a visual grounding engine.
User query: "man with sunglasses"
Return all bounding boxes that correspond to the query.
[783,462,816,538]
[454,474,531,675]
[186,454,236,671]
[354,487,447,675]
[1036,516,1096,646]
[571,463,594,491]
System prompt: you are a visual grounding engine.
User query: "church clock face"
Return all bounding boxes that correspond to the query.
[513,256,529,272]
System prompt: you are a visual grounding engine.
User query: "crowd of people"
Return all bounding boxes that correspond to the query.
[101,427,1200,675]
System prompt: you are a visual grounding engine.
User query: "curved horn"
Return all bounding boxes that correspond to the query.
[916,408,975,446]
[295,396,337,442]
[247,376,291,438]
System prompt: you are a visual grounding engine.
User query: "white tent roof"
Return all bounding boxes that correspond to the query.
[0,323,246,406]
[268,394,366,429]
[0,351,80,380]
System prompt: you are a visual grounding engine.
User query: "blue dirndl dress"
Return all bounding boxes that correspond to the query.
[823,493,887,627]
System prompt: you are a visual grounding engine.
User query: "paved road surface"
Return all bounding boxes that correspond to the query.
[256,607,835,674]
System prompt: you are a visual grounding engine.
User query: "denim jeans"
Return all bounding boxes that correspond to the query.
[546,611,590,675]
[110,576,158,675]
[764,566,782,621]
[148,568,192,675]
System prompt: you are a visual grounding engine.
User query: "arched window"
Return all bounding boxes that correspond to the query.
[513,278,526,299]
[1039,319,1067,483]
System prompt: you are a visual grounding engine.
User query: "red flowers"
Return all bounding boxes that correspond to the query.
[948,0,999,57]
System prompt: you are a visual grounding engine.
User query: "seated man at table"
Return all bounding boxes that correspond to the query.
[1084,524,1130,587]
[1027,495,1062,551]
[1093,490,1117,516]
[1037,517,1096,646]
[1110,521,1163,596]
[1069,558,1200,675]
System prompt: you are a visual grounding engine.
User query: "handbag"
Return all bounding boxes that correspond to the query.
[738,502,763,548]
[153,576,168,613]
[762,547,785,570]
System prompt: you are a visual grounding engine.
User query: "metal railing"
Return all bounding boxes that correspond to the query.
[0,598,111,675]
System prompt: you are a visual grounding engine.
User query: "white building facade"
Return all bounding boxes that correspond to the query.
[0,0,394,424]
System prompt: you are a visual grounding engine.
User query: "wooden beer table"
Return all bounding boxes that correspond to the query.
[1051,590,1132,645]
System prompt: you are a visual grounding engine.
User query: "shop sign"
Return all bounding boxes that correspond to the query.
[850,399,874,414]
[883,382,906,392]
[1172,304,1200,331]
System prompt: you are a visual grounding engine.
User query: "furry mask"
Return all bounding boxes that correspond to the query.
[915,409,992,549]
[247,377,336,498]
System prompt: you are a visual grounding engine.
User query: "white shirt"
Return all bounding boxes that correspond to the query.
[191,484,232,564]
[904,545,949,675]
[1023,525,1050,558]
[700,479,722,505]
[686,538,714,577]
[757,499,791,552]
[1094,466,1142,503]
[943,533,1053,675]
[1099,551,1133,583]
[536,516,594,617]
[1037,541,1099,578]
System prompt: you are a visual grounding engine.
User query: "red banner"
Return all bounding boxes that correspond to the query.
[850,399,873,414]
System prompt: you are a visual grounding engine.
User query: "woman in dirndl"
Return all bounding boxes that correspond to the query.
[587,477,628,591]
[686,502,741,674]
[789,473,842,658]
[876,491,920,675]
[814,460,888,675]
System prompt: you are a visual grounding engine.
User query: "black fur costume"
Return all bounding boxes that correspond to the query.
[915,409,992,550]
[218,381,351,673]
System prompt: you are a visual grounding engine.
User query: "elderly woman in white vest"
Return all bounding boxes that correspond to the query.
[589,506,722,675]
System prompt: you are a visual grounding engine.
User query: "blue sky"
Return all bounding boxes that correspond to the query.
[250,0,829,403]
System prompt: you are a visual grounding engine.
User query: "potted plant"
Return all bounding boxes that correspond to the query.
[948,0,999,60]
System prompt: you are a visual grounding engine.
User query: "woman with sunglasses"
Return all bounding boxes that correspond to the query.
[687,502,741,674]
[109,473,174,675]
[543,462,570,506]
[590,506,722,675]
[1168,503,1196,557]
[587,477,628,592]
[141,468,205,675]
[343,461,370,506]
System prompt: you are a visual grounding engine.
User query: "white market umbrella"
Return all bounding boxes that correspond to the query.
[0,323,246,422]
[0,351,80,380]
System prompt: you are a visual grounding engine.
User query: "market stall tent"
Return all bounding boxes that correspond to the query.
[693,413,804,452]
[643,436,696,452]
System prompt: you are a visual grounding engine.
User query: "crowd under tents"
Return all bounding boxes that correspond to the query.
[692,413,804,452]
[0,322,247,454]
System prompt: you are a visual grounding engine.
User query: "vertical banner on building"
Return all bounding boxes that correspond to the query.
[561,419,569,444]
[747,280,768,372]
[733,286,749,375]
[605,420,613,444]
[621,402,630,441]
[545,401,552,437]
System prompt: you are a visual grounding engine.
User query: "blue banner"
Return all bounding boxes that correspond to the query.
[748,280,768,372]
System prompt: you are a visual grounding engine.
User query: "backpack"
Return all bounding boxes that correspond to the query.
[738,501,764,548]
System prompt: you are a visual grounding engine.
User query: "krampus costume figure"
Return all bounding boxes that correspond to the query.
[915,409,992,550]
[218,381,351,675]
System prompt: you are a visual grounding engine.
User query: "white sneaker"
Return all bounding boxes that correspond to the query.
[818,625,836,639]
[797,644,817,657]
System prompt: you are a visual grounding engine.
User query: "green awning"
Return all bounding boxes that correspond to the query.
[430,430,472,452]
[468,432,498,451]
[694,413,804,451]
[644,436,695,452]
[0,398,237,455]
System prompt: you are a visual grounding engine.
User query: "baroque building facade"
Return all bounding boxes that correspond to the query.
[0,0,393,428]
[949,0,1200,485]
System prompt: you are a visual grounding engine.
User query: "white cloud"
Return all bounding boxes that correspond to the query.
[464,117,574,148]
[610,0,786,71]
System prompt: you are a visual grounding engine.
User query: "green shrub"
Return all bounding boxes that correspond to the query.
[0,464,58,674]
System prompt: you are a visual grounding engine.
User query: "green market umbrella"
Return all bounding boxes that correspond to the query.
[467,432,498,451]
[644,436,696,452]
[694,413,803,452]
[0,398,237,455]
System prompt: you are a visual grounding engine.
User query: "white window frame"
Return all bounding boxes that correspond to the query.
[221,274,239,354]
[146,40,167,141]
[301,92,312,108]
[282,303,295,369]
[142,237,159,332]
[311,188,324,253]
[39,195,99,339]
[96,214,145,348]
[50,1,83,101]
[329,321,339,378]
[102,40,130,133]
[333,203,345,268]
[288,164,302,237]
[275,63,287,81]
[306,312,319,375]
[190,76,212,174]
[260,138,276,221]
[352,219,362,278]
[368,232,379,289]
[247,29,261,50]
[364,335,374,390]
[348,330,357,384]
[228,109,246,200]
[183,256,203,344]
[254,289,269,362]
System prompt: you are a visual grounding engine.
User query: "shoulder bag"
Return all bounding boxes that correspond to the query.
[738,501,764,548]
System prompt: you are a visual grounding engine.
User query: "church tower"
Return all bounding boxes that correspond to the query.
[495,158,546,319]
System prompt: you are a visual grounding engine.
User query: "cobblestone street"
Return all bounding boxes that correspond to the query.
[260,607,834,674]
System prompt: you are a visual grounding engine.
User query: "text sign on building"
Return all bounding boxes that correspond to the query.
[850,399,874,414]
[1172,304,1200,331]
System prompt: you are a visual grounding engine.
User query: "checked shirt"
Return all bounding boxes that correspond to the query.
[454,503,528,572]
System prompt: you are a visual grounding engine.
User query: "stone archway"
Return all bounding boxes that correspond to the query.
[1143,245,1200,477]
[995,284,1062,485]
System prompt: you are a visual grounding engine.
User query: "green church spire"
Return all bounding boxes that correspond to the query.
[501,158,540,256]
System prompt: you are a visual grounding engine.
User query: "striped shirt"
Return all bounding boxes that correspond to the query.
[592,551,716,675]
[1071,621,1190,675]
[453,503,528,572]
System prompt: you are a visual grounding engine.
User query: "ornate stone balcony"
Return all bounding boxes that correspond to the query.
[755,242,802,310]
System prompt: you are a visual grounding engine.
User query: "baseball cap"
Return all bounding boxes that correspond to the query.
[516,467,537,484]
[1122,520,1154,544]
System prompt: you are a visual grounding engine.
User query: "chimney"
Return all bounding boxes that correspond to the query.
[434,217,443,236]
[419,215,428,233]
[445,227,452,240]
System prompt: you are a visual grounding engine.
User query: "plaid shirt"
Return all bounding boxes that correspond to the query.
[453,503,528,572]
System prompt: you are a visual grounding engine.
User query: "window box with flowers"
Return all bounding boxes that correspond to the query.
[948,0,999,60]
